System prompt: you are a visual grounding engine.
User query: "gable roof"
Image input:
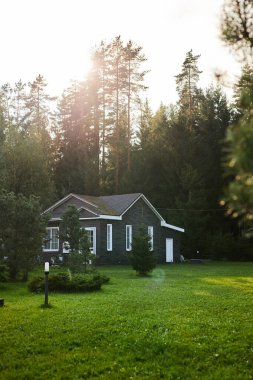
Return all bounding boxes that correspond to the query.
[43,193,184,232]
[75,193,142,216]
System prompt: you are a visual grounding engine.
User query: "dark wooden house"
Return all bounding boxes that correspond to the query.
[43,193,184,264]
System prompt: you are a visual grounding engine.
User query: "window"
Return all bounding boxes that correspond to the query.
[107,224,112,251]
[84,227,96,254]
[126,225,132,251]
[148,226,154,251]
[44,227,59,251]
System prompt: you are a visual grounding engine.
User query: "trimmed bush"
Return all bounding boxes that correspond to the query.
[28,271,109,293]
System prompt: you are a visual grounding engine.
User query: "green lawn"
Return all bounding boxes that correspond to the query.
[0,262,253,380]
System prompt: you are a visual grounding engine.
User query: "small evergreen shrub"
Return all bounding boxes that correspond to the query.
[28,271,109,293]
[130,227,156,276]
[67,251,95,273]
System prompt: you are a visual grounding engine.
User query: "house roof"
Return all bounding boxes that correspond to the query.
[43,193,184,232]
[75,193,142,216]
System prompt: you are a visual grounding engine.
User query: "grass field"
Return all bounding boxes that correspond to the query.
[0,262,253,380]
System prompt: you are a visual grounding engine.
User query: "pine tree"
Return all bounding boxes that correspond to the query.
[54,81,97,197]
[0,80,55,207]
[129,99,153,193]
[89,42,111,188]
[124,40,148,171]
[175,50,202,131]
[107,36,127,193]
[26,75,56,141]
[92,36,148,193]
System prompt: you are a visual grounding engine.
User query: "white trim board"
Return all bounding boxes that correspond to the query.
[161,221,185,233]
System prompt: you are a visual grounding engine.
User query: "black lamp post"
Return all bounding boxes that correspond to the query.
[44,262,49,307]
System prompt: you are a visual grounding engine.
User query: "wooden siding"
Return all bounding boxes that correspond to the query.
[97,197,181,264]
[50,196,98,219]
[45,196,182,264]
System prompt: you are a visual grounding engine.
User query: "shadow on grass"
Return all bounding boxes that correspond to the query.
[40,303,54,309]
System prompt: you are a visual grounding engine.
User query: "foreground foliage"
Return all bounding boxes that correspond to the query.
[0,262,252,379]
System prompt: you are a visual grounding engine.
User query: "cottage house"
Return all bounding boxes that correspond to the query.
[43,193,184,264]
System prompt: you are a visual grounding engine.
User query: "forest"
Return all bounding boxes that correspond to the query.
[0,22,253,260]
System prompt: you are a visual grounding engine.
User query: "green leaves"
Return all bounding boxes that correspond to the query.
[0,191,46,280]
[222,65,253,235]
[220,0,253,61]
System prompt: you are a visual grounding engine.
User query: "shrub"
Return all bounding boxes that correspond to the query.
[28,271,109,293]
[130,227,156,276]
[27,275,44,292]
[0,264,9,282]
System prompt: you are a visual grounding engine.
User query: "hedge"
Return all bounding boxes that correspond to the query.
[28,271,109,293]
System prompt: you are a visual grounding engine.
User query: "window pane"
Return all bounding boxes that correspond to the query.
[82,228,96,254]
[44,229,51,250]
[51,228,59,250]
[107,224,112,251]
[86,230,94,252]
[126,225,132,251]
[148,226,154,250]
[44,228,59,251]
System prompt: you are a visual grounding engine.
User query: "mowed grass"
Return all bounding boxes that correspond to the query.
[0,262,253,380]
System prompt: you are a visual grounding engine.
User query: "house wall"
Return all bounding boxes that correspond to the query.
[160,228,181,262]
[97,198,182,264]
[44,197,182,264]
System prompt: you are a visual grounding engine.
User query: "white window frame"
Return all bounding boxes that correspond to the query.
[43,227,59,252]
[126,225,132,251]
[84,227,96,255]
[148,226,154,251]
[107,224,112,251]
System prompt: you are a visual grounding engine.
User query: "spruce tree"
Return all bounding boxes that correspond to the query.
[130,227,156,276]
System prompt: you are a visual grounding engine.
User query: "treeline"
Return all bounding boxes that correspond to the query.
[0,36,252,259]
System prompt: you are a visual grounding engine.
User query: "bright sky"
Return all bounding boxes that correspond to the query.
[1,0,242,110]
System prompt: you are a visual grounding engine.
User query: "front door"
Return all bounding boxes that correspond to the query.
[166,238,173,262]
